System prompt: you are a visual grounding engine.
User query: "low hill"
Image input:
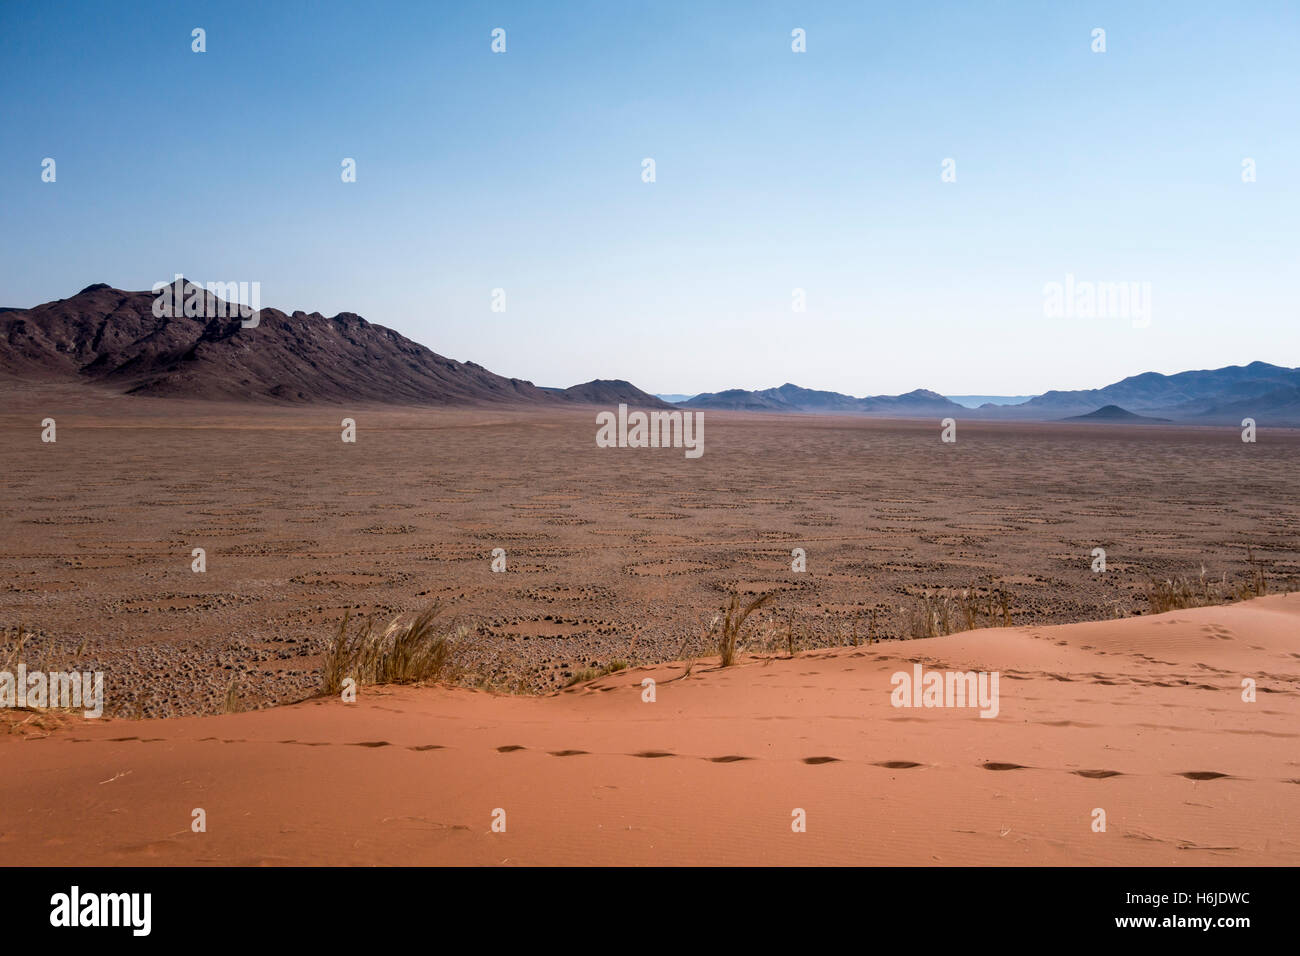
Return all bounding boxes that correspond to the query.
[680,383,964,416]
[1060,405,1172,423]
[542,379,674,408]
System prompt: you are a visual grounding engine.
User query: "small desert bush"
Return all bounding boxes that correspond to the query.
[563,659,628,688]
[905,586,1011,640]
[1147,553,1269,614]
[853,607,880,646]
[1,623,27,672]
[1,623,89,678]
[710,591,776,666]
[1,624,95,731]
[738,610,801,657]
[222,680,241,714]
[321,603,460,695]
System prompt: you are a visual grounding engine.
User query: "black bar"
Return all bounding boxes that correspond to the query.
[5,865,1282,941]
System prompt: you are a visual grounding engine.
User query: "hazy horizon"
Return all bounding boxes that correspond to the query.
[3,0,1297,395]
[13,278,1293,400]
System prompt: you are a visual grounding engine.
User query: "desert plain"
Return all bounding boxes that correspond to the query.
[1,386,1298,864]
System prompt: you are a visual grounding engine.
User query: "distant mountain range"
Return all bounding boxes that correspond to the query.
[665,366,1300,424]
[656,391,1037,409]
[977,362,1300,425]
[945,394,1034,408]
[2,283,1296,424]
[678,383,964,417]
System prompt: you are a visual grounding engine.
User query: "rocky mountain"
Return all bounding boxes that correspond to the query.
[0,282,559,405]
[1196,385,1300,425]
[541,379,674,408]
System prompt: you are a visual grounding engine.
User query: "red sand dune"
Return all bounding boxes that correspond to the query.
[3,594,1297,866]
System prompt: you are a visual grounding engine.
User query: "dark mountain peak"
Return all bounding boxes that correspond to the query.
[77,283,113,295]
[1061,405,1171,423]
[549,379,673,407]
[0,283,563,407]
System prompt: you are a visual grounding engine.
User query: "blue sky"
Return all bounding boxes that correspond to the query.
[2,0,1297,395]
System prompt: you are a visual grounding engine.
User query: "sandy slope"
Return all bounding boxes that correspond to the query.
[2,595,1298,866]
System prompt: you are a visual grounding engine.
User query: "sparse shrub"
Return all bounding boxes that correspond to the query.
[0,622,72,676]
[1244,547,1268,599]
[852,607,879,646]
[1146,552,1269,614]
[710,591,776,666]
[223,680,240,714]
[1,623,27,672]
[904,584,1012,639]
[321,602,460,695]
[563,659,629,688]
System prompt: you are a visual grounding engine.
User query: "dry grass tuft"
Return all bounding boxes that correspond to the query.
[905,585,1012,640]
[321,602,460,695]
[1,623,27,672]
[563,659,628,688]
[223,680,240,714]
[0,624,95,731]
[1147,551,1270,614]
[710,591,777,666]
